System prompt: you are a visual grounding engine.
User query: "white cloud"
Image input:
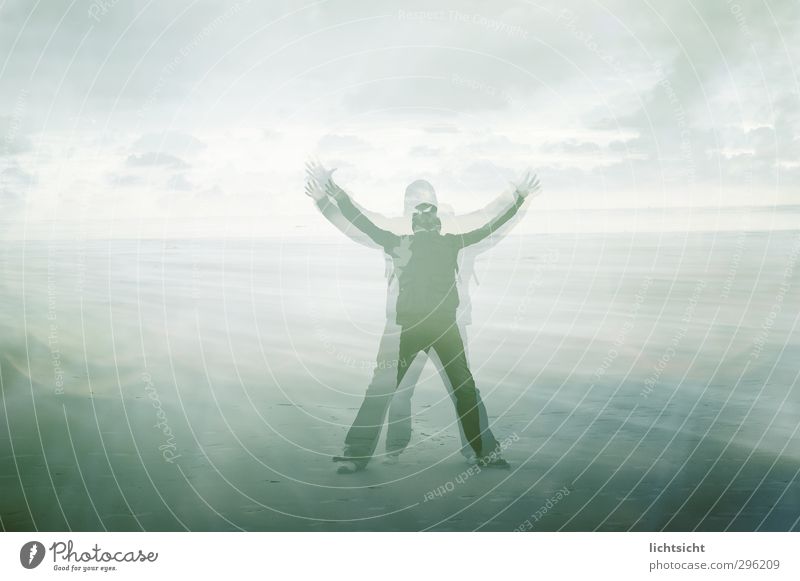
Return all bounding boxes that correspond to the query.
[126,152,189,169]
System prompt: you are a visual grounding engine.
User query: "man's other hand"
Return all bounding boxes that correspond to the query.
[304,159,331,201]
[512,170,542,199]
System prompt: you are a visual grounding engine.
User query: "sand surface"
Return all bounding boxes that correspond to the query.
[1,231,799,531]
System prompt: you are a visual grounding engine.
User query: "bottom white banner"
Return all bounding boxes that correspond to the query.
[1,532,797,580]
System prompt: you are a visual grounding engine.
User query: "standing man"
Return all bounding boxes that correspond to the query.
[305,162,529,464]
[308,166,540,473]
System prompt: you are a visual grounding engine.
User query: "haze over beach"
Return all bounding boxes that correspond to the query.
[1,0,799,531]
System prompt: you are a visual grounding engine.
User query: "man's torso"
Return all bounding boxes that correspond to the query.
[387,232,461,327]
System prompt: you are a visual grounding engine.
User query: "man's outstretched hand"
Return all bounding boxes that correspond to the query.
[512,170,542,199]
[304,160,330,201]
[305,159,346,202]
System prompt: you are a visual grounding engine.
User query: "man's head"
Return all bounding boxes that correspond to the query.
[404,179,437,216]
[411,202,441,233]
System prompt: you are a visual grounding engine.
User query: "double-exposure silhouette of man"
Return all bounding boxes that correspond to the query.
[306,162,540,473]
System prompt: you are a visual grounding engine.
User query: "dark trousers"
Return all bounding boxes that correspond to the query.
[343,318,483,465]
[385,326,498,457]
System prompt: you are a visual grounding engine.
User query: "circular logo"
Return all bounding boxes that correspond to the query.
[20,541,46,569]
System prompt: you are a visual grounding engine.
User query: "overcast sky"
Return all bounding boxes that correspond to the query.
[1,0,798,238]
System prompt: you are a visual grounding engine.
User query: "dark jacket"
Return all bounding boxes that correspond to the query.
[336,193,525,327]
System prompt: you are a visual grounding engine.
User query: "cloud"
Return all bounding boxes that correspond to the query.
[0,116,32,156]
[409,145,441,157]
[459,159,516,189]
[126,152,189,169]
[542,140,602,155]
[0,161,34,208]
[469,135,532,155]
[317,134,371,151]
[1,164,35,185]
[132,131,206,155]
[166,173,193,191]
[423,124,461,134]
[197,184,224,198]
[108,173,144,187]
[0,188,23,207]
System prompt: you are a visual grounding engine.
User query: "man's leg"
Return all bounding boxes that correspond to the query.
[429,347,500,459]
[340,325,423,468]
[456,324,499,456]
[472,388,500,456]
[385,348,428,457]
[430,322,483,457]
[341,325,401,465]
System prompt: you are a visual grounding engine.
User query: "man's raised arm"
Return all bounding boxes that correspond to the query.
[325,181,400,250]
[456,171,540,248]
[306,182,377,248]
[305,161,380,248]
